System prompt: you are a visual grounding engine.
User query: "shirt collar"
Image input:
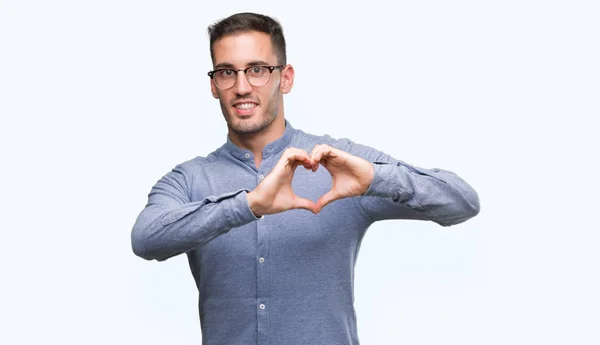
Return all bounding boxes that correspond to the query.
[224,119,296,161]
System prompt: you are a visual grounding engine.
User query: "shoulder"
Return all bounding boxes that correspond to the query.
[291,126,395,163]
[291,128,357,152]
[166,145,224,176]
[156,147,225,192]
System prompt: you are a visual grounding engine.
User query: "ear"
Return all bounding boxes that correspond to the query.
[210,78,219,99]
[280,64,295,94]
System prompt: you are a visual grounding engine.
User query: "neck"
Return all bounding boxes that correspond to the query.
[228,114,286,167]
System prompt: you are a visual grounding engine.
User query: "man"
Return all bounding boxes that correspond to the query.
[131,12,480,345]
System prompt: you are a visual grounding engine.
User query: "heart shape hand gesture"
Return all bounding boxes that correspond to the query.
[247,144,375,216]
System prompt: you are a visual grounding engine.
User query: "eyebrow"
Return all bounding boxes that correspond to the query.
[214,60,271,69]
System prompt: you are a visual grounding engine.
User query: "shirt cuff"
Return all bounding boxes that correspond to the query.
[362,162,428,203]
[362,163,398,198]
[232,189,264,222]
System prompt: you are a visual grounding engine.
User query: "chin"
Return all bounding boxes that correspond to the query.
[229,115,267,134]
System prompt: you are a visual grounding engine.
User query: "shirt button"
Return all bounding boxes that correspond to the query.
[244,153,251,158]
[259,174,265,180]
[259,257,265,263]
[259,304,266,310]
[267,146,273,151]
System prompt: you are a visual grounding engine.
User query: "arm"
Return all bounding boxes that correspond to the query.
[131,164,261,262]
[335,139,480,226]
[131,148,319,261]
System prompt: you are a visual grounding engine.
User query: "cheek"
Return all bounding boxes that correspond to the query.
[265,81,281,102]
[216,90,232,103]
[217,94,232,113]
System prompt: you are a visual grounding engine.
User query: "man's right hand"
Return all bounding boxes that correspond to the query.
[247,148,317,216]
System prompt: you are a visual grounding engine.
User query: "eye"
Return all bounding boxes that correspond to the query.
[218,69,235,77]
[248,66,265,76]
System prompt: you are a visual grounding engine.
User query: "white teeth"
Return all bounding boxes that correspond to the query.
[235,103,256,109]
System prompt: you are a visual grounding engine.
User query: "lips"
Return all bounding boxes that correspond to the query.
[234,102,257,109]
[233,101,258,116]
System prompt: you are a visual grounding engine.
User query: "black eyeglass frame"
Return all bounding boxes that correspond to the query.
[207,65,285,89]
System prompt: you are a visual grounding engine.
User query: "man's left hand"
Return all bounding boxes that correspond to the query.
[309,144,375,213]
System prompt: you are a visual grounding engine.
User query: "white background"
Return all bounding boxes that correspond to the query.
[1,1,598,344]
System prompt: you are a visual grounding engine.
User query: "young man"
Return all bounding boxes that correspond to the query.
[131,12,480,345]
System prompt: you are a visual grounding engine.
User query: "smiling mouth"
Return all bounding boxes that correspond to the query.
[233,102,258,117]
[234,102,258,110]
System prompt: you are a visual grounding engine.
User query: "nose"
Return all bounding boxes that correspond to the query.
[234,70,253,95]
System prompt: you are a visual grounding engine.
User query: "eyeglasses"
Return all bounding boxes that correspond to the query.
[207,65,284,89]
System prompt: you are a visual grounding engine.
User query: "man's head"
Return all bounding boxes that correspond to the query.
[207,13,294,135]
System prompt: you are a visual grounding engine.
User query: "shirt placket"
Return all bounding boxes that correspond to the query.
[256,164,270,345]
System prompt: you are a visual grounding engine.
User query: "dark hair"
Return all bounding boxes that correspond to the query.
[208,12,287,65]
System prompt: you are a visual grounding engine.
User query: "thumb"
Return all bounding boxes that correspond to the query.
[292,196,317,214]
[315,190,339,213]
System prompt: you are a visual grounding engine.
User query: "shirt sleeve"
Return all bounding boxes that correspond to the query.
[333,138,480,227]
[130,164,261,261]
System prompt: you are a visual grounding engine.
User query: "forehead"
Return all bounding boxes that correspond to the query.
[212,31,276,67]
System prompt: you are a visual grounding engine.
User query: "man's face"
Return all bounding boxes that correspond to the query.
[210,31,292,135]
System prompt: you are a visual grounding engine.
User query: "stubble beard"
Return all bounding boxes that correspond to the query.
[221,88,281,135]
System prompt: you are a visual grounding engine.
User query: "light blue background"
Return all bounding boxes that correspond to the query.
[1,1,598,344]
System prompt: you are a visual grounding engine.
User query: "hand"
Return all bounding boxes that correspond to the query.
[247,148,318,216]
[309,144,374,213]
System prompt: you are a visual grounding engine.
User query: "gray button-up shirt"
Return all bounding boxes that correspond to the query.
[131,120,480,345]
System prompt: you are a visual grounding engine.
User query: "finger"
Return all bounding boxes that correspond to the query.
[286,152,310,164]
[302,162,314,170]
[309,144,324,162]
[292,196,317,214]
[283,151,311,169]
[315,190,339,213]
[309,144,321,159]
[282,147,318,172]
[293,147,317,171]
[312,150,330,172]
[283,147,309,159]
[310,144,328,172]
[310,156,319,172]
[291,160,302,171]
[311,145,337,165]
